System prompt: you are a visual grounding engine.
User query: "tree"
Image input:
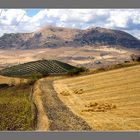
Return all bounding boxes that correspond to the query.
[68,67,88,76]
[28,72,43,85]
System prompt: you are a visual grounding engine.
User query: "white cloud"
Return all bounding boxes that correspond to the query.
[0,9,140,39]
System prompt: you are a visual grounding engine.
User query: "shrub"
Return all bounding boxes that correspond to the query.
[28,72,43,85]
[68,69,81,76]
[68,67,88,76]
[78,67,88,72]
[131,54,140,62]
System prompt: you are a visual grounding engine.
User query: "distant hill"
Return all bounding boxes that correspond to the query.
[74,27,140,49]
[0,60,77,77]
[0,26,140,49]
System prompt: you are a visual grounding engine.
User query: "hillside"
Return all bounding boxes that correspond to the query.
[0,26,80,49]
[0,59,77,77]
[54,65,140,130]
[74,27,140,48]
[0,26,140,49]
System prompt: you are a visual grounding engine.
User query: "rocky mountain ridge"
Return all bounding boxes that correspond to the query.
[0,26,140,49]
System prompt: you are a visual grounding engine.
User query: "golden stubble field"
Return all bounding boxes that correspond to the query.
[53,65,140,130]
[0,75,27,85]
[0,46,132,69]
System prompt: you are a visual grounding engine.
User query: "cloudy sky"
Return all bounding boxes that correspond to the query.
[0,9,140,38]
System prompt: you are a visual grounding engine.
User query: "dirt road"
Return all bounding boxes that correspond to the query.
[37,78,92,131]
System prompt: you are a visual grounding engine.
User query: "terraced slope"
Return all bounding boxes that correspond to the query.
[54,65,140,130]
[0,60,76,77]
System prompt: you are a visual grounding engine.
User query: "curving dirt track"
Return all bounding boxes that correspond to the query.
[38,78,92,131]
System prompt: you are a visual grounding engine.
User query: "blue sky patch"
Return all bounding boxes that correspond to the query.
[26,9,42,17]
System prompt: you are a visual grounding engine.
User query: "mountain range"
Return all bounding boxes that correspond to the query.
[0,26,140,49]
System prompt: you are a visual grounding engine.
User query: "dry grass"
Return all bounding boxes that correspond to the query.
[0,46,135,69]
[0,75,27,85]
[53,65,140,130]
[32,79,49,131]
[82,102,117,112]
[0,84,33,131]
[73,88,84,94]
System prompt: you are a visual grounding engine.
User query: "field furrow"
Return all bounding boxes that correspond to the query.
[53,65,140,130]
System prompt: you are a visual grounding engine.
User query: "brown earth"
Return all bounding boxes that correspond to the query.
[0,46,135,70]
[33,77,92,131]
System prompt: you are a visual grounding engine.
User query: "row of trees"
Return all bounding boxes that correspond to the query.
[68,67,88,76]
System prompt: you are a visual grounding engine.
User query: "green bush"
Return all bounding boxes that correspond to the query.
[28,72,43,85]
[78,67,88,72]
[68,67,88,76]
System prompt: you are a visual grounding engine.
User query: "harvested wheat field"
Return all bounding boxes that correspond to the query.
[0,75,27,85]
[53,65,140,131]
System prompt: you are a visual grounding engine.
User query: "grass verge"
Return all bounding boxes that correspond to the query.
[0,83,33,131]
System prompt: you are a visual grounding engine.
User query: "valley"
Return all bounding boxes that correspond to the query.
[0,26,140,131]
[0,45,135,70]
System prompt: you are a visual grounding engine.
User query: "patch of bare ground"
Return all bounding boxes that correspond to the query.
[32,80,49,131]
[0,46,136,69]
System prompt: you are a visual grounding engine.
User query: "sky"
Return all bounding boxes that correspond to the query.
[0,9,140,39]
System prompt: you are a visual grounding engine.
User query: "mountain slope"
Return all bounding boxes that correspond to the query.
[74,27,140,48]
[0,26,140,49]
